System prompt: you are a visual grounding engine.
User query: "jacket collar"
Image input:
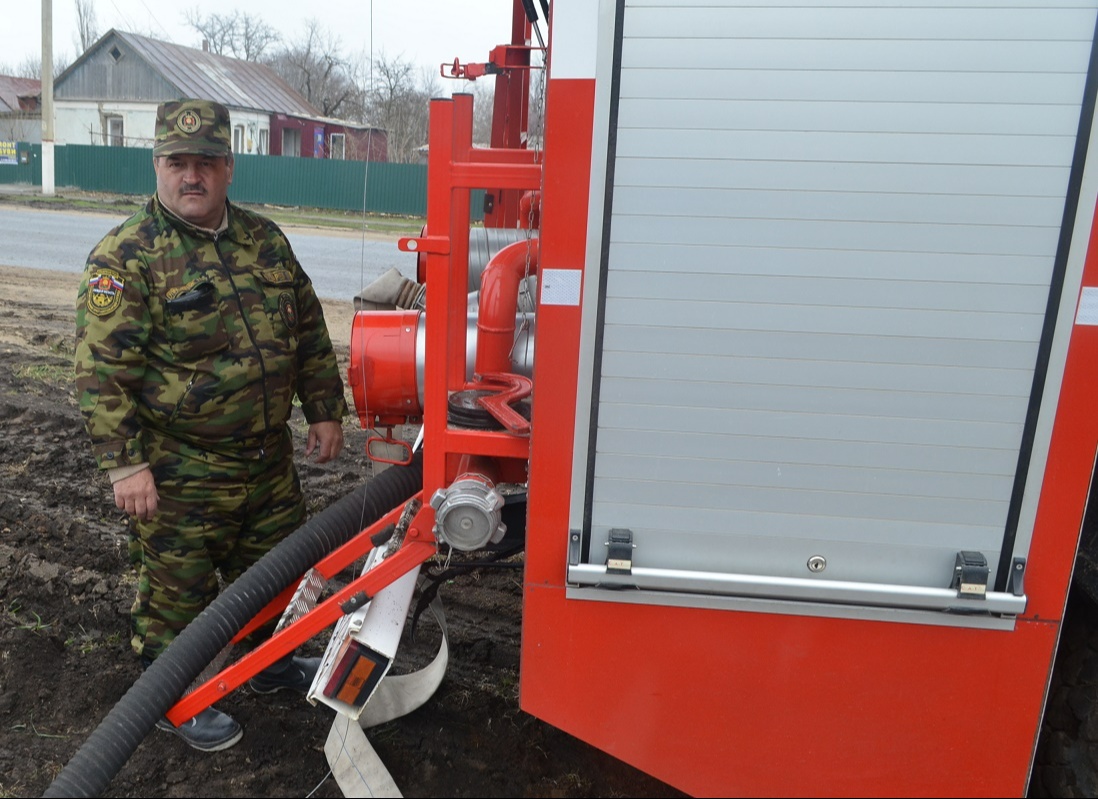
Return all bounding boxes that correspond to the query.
[150,194,254,247]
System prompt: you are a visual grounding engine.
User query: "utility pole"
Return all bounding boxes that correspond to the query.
[41,0,56,196]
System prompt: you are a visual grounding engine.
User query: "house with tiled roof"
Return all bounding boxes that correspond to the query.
[52,30,385,160]
[0,75,41,143]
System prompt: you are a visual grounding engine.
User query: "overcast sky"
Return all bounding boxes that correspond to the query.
[0,0,518,82]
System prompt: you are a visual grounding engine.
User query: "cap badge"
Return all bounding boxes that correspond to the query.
[177,110,202,134]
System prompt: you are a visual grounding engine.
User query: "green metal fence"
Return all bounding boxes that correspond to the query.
[60,144,153,195]
[0,143,462,219]
[231,156,428,216]
[0,142,41,185]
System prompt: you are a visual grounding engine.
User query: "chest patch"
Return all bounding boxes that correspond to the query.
[165,280,202,301]
[279,292,298,330]
[260,268,295,286]
[87,268,125,317]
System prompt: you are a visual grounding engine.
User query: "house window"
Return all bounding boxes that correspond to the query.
[106,116,124,147]
[330,133,345,160]
[258,129,269,155]
[282,128,301,157]
[233,125,244,154]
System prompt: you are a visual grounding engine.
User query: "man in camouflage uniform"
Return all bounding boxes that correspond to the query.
[74,99,348,752]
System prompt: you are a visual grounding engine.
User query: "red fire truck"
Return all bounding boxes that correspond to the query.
[48,2,1098,796]
[510,3,1098,794]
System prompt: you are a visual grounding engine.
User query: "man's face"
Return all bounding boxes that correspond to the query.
[154,153,234,229]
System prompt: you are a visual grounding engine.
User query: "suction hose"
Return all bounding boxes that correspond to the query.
[43,454,424,798]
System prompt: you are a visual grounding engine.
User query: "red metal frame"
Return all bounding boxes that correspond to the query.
[167,498,436,724]
[167,3,548,737]
[437,2,541,230]
[397,92,541,499]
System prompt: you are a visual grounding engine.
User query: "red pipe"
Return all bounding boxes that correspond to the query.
[519,190,541,229]
[475,237,539,376]
[456,453,499,484]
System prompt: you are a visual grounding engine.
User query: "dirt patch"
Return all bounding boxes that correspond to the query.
[0,265,680,798]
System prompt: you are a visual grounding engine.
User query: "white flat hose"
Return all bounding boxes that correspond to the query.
[324,589,449,798]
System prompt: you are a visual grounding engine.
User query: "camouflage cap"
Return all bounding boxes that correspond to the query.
[153,99,232,157]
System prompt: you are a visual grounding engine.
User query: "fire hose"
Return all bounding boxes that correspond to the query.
[43,454,423,799]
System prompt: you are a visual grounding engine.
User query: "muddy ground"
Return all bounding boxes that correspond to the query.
[0,253,682,798]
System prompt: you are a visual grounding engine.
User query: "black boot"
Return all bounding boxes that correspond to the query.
[248,653,321,695]
[155,707,243,752]
[141,655,243,752]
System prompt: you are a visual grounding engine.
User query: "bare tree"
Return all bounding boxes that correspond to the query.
[235,13,281,62]
[361,54,435,163]
[74,0,100,53]
[183,8,279,61]
[527,52,547,147]
[470,80,495,145]
[7,53,70,80]
[184,8,234,55]
[266,20,362,119]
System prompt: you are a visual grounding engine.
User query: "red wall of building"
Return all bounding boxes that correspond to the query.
[269,115,387,161]
[269,114,325,157]
[334,126,387,162]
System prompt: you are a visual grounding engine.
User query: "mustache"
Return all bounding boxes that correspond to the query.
[180,183,207,194]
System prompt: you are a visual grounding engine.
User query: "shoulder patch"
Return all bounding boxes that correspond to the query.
[87,268,125,317]
[279,292,298,330]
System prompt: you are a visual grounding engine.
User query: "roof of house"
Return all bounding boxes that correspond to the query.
[58,29,321,118]
[311,115,385,132]
[0,76,41,113]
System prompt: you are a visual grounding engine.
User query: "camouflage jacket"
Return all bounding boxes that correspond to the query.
[75,195,347,469]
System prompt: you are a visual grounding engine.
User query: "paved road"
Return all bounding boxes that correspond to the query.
[0,205,416,301]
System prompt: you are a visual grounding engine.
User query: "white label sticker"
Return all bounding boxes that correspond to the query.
[541,269,582,306]
[1077,286,1098,326]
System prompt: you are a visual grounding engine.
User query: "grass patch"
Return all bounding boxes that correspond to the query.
[0,461,27,478]
[5,600,52,633]
[65,625,124,655]
[0,189,424,237]
[247,205,425,236]
[8,720,69,739]
[15,363,71,386]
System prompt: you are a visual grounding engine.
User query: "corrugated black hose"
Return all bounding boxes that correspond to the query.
[43,453,423,798]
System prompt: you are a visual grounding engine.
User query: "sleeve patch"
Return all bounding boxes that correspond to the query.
[279,292,298,329]
[87,268,125,317]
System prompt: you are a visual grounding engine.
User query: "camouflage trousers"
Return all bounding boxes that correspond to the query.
[128,427,305,660]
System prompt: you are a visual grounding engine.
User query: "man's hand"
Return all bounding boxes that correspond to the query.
[306,420,344,464]
[114,469,159,520]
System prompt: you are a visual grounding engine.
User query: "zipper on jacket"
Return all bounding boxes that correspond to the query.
[168,372,199,426]
[215,238,273,434]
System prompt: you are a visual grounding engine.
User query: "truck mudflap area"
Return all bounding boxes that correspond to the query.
[1069,472,1098,607]
[1030,588,1098,797]
[1034,464,1098,795]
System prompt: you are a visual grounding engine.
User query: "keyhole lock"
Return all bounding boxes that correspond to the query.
[807,555,827,573]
